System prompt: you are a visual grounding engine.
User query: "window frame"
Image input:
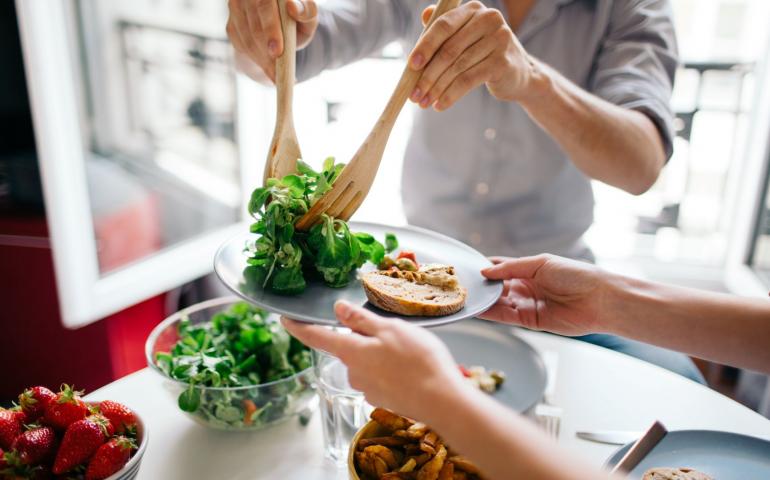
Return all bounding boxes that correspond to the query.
[16,0,268,328]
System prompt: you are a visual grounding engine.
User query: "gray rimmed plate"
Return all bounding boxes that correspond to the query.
[433,320,547,412]
[605,430,770,479]
[214,222,503,327]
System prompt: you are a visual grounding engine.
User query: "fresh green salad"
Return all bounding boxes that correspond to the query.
[245,157,397,294]
[155,302,313,429]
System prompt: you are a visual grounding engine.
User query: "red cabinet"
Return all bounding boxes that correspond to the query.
[0,213,166,399]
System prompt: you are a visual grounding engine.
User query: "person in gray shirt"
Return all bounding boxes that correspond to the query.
[227,0,705,383]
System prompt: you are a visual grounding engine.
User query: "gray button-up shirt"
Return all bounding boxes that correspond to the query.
[297,0,677,259]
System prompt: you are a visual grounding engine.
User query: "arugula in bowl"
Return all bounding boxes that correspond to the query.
[152,301,314,430]
[245,157,396,295]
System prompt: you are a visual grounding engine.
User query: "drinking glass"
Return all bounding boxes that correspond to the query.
[313,348,372,463]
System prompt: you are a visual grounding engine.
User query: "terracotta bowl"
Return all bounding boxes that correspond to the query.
[348,419,391,480]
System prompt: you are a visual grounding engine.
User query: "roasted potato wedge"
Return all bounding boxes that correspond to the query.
[363,445,399,470]
[353,408,484,480]
[416,444,447,480]
[381,473,417,480]
[399,458,417,473]
[419,431,439,455]
[359,436,411,449]
[437,461,454,480]
[371,408,413,432]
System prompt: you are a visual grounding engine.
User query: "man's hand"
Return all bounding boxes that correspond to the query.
[480,255,611,336]
[408,1,542,111]
[281,301,466,421]
[226,0,319,82]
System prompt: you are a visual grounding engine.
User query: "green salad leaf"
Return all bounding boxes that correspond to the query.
[385,232,398,253]
[155,302,313,428]
[246,157,397,294]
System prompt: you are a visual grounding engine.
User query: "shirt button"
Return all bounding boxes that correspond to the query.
[470,233,482,246]
[475,182,489,196]
[484,128,497,140]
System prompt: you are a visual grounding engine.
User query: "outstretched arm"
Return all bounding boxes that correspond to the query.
[481,255,770,374]
[406,0,677,194]
[283,301,618,480]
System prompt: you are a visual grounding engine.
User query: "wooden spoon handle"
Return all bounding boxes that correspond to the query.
[275,0,296,129]
[376,0,462,130]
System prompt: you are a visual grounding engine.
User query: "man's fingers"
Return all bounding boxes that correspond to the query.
[252,0,282,57]
[432,59,490,111]
[230,2,263,59]
[334,301,386,337]
[287,0,318,23]
[411,13,492,105]
[422,34,496,107]
[481,254,550,280]
[408,3,478,71]
[421,5,435,26]
[281,317,359,356]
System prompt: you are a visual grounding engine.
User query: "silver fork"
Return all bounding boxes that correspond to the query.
[534,351,563,440]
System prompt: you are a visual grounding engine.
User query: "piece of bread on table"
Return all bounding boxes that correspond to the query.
[642,468,713,480]
[361,264,466,317]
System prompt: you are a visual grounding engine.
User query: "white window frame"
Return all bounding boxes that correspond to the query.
[725,37,770,297]
[15,0,270,328]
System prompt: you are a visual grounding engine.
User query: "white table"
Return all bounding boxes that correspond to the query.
[87,330,770,479]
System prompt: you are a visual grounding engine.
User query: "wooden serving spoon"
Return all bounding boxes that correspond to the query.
[294,0,462,230]
[264,0,301,184]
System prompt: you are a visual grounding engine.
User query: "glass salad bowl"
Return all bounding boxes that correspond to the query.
[145,297,316,431]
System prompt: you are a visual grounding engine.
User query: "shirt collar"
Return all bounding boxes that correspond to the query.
[492,0,577,43]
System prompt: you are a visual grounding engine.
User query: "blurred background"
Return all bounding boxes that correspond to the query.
[1,0,769,417]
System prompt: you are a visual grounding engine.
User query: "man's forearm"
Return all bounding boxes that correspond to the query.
[519,59,666,195]
[423,384,615,480]
[602,274,770,374]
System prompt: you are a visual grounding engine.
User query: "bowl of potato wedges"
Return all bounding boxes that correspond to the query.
[348,407,485,480]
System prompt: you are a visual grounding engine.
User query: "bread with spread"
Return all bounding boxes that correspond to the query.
[642,468,713,480]
[361,263,467,316]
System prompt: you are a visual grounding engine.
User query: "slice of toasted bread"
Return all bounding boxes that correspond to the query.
[361,267,466,317]
[642,468,713,480]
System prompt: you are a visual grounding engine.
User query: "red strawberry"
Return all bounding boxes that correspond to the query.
[0,447,7,470]
[0,409,27,450]
[52,415,111,474]
[43,385,87,431]
[97,401,136,435]
[84,436,136,480]
[19,387,56,421]
[11,426,58,466]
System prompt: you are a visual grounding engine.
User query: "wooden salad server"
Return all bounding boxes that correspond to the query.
[294,0,462,230]
[264,0,302,183]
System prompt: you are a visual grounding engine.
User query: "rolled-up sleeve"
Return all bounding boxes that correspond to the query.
[296,0,419,81]
[589,0,679,159]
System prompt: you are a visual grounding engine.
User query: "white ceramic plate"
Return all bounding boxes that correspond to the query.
[606,430,770,479]
[433,320,547,412]
[214,222,503,327]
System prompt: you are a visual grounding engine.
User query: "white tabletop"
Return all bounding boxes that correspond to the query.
[87,329,770,480]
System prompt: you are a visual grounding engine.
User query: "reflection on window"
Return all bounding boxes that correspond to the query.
[587,0,770,267]
[750,166,770,285]
[76,1,240,274]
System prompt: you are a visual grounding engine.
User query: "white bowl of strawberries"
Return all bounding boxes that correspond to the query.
[0,384,147,480]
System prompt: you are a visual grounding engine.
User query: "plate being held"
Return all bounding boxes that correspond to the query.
[214,222,503,327]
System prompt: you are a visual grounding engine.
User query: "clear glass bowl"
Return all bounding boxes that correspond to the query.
[145,296,316,431]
